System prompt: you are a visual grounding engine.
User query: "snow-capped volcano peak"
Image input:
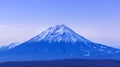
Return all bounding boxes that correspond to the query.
[1,25,120,61]
[30,24,89,43]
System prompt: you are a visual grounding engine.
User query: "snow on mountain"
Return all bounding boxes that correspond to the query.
[0,43,20,51]
[0,24,120,61]
[7,43,20,49]
[30,24,90,43]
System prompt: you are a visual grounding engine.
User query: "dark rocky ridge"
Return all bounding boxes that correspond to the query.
[0,59,120,67]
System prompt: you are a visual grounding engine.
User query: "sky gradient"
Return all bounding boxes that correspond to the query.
[0,0,120,48]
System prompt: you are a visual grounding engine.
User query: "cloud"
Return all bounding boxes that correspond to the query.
[0,25,17,30]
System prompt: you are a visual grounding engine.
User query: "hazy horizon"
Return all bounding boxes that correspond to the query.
[0,0,120,48]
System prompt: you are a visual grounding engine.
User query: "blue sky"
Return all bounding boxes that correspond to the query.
[0,0,120,48]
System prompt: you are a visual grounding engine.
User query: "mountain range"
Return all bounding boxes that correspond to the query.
[0,43,20,51]
[0,24,120,62]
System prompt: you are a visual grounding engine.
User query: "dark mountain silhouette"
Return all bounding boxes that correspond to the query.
[0,59,120,67]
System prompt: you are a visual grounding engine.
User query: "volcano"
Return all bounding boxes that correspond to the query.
[0,24,120,61]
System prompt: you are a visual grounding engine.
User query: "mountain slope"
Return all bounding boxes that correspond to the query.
[0,24,120,61]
